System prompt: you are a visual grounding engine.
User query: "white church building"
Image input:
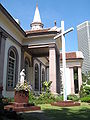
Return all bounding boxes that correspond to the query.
[0,4,83,98]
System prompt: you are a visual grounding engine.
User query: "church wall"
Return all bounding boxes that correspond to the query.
[2,37,21,98]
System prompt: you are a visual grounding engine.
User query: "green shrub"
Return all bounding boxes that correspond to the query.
[29,81,64,105]
[29,91,36,104]
[36,92,55,104]
[84,86,90,95]
[67,94,79,101]
[42,81,52,93]
[80,96,90,103]
[29,91,57,105]
[55,95,63,101]
[82,71,90,85]
[79,85,87,98]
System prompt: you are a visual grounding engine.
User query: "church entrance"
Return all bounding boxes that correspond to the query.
[22,42,60,94]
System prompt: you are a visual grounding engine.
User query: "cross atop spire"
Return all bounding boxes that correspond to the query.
[30,4,43,30]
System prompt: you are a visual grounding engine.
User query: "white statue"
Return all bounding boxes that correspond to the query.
[20,69,25,85]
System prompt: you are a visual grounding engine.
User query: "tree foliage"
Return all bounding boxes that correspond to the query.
[82,71,90,85]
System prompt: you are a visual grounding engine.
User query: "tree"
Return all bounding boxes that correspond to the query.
[82,71,90,85]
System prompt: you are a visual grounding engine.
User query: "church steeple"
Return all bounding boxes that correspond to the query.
[30,4,43,30]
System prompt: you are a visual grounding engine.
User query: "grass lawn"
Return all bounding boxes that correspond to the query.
[21,103,90,120]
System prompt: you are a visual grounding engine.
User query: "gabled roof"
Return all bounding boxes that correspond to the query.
[0,4,26,36]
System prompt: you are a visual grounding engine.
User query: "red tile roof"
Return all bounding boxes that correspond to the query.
[60,52,83,60]
[46,52,83,62]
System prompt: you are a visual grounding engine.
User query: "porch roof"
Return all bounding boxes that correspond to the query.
[25,28,59,37]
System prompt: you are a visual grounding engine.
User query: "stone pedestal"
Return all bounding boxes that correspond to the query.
[14,90,29,103]
[4,90,41,112]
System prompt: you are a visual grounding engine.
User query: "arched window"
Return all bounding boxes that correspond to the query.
[35,63,39,91]
[42,68,45,83]
[7,46,18,90]
[24,57,30,81]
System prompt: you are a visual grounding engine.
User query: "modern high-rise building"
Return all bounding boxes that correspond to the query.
[77,21,90,73]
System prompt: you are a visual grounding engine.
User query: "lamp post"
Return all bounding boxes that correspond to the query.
[54,21,74,101]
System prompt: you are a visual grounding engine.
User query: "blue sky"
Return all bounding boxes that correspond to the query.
[0,0,90,52]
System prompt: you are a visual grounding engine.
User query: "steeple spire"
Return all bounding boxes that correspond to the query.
[30,4,43,30]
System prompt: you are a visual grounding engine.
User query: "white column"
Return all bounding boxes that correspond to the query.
[49,44,56,94]
[70,67,74,94]
[61,21,67,101]
[78,67,82,91]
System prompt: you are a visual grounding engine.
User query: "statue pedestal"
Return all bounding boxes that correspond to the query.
[4,90,41,112]
[14,90,29,103]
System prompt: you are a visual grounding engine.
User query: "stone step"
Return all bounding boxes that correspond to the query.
[4,102,41,112]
